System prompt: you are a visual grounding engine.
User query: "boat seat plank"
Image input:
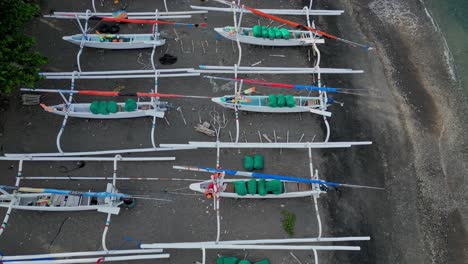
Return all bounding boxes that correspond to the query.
[97,197,106,205]
[65,196,81,207]
[81,196,90,206]
[298,183,313,191]
[284,182,299,193]
[51,195,65,206]
[225,183,235,193]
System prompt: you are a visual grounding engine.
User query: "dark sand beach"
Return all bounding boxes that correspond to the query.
[317,0,468,263]
[0,0,466,263]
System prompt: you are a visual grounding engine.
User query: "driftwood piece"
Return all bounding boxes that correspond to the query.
[21,94,41,105]
[262,133,273,143]
[194,123,215,137]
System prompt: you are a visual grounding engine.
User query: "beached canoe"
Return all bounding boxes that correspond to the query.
[214,27,324,46]
[190,179,324,199]
[0,184,123,214]
[63,34,166,49]
[211,95,330,113]
[40,101,167,119]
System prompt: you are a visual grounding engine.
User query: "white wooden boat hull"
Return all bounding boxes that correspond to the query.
[63,34,166,49]
[214,27,324,46]
[190,180,322,199]
[43,102,166,119]
[211,95,323,113]
[0,203,109,212]
[0,184,122,214]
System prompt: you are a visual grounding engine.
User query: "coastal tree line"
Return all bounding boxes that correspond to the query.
[0,0,47,94]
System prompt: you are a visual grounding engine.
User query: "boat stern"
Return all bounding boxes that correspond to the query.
[62,35,76,43]
[189,182,205,193]
[211,97,226,106]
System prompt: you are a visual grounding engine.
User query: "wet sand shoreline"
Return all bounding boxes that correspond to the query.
[318,0,468,263]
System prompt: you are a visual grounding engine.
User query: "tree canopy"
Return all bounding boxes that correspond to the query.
[0,0,47,94]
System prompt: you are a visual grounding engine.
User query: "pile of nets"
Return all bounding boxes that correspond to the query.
[244,154,264,171]
[267,94,296,108]
[252,25,291,40]
[217,256,270,264]
[90,100,118,115]
[89,99,138,115]
[233,179,282,196]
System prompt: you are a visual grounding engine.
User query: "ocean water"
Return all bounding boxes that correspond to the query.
[422,0,468,100]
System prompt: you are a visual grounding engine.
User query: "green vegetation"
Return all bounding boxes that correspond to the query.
[281,210,296,237]
[0,0,47,94]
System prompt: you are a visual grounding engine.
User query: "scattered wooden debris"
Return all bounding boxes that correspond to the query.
[21,94,41,106]
[194,121,215,137]
[177,107,187,125]
[262,133,272,143]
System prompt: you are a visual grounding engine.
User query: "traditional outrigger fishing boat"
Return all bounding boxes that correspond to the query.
[0,155,174,263]
[190,179,323,199]
[205,0,372,50]
[214,26,324,46]
[39,101,166,119]
[46,9,207,50]
[62,33,165,50]
[211,94,332,116]
[15,68,201,156]
[0,183,126,214]
[23,85,208,120]
[178,165,380,200]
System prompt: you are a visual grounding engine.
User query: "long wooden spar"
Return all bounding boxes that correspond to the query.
[21,88,210,99]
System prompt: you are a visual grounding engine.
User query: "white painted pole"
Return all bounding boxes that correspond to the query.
[150,16,159,150]
[55,72,76,154]
[141,243,360,251]
[0,156,176,161]
[2,146,194,157]
[234,65,240,144]
[50,10,207,16]
[48,14,194,19]
[184,237,370,245]
[1,159,25,236]
[1,249,164,260]
[5,254,170,264]
[192,69,363,74]
[201,247,206,264]
[313,249,319,264]
[190,6,344,15]
[309,146,322,239]
[324,118,330,142]
[161,141,372,149]
[42,73,200,80]
[101,156,119,251]
[15,160,23,186]
[0,197,16,237]
[41,69,196,75]
[21,177,200,182]
[198,65,363,73]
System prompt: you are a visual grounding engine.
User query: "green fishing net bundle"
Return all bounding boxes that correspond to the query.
[107,101,118,113]
[124,98,137,112]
